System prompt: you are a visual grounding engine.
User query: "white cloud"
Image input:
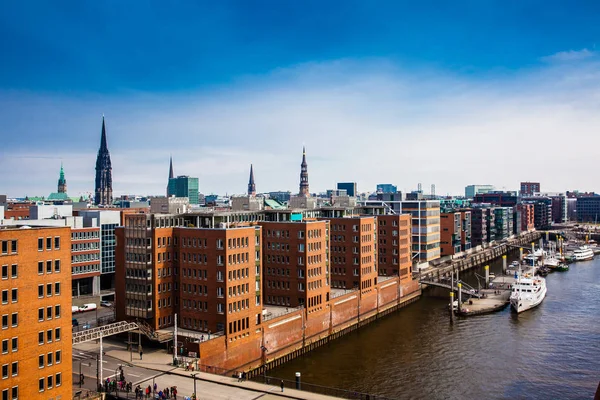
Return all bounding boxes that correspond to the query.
[2,56,600,198]
[541,48,596,63]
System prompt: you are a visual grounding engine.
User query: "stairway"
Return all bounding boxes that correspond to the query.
[136,319,174,343]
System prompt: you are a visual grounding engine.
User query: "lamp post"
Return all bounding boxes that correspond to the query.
[191,373,198,399]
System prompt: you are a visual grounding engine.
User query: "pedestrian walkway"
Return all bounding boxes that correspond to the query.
[74,339,343,400]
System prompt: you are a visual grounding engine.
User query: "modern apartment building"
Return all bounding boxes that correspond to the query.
[470,207,489,247]
[376,214,412,280]
[376,184,397,194]
[71,225,101,297]
[520,182,540,196]
[515,203,535,234]
[337,182,357,197]
[260,220,329,313]
[465,185,494,198]
[327,217,377,294]
[576,196,600,222]
[401,200,441,266]
[0,226,72,399]
[460,210,472,251]
[168,176,200,205]
[493,207,514,240]
[473,192,518,207]
[440,211,462,256]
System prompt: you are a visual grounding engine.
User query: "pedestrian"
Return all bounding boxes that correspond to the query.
[238,371,242,382]
[173,386,177,399]
[140,349,144,360]
[280,380,284,392]
[146,385,151,399]
[242,371,246,381]
[165,387,169,398]
[154,383,158,393]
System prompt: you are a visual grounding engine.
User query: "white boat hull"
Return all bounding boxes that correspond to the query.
[510,278,547,313]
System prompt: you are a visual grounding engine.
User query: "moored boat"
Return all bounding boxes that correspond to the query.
[568,245,594,262]
[510,267,547,313]
[555,264,569,272]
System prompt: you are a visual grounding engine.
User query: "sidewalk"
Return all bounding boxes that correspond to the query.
[74,338,342,400]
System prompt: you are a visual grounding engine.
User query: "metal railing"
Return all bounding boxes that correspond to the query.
[256,375,398,400]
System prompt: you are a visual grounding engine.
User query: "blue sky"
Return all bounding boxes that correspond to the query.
[1,1,600,198]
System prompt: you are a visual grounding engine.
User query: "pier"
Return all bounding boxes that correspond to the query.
[418,230,541,285]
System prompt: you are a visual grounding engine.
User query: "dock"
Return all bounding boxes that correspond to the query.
[456,272,527,316]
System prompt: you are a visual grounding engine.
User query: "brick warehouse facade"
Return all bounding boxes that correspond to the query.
[376,214,412,281]
[0,226,72,400]
[115,212,420,373]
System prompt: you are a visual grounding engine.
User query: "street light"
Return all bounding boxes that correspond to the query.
[191,373,198,399]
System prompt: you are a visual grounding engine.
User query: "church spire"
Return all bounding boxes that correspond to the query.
[248,164,256,196]
[167,156,174,197]
[100,115,108,152]
[57,162,67,194]
[169,155,174,180]
[95,115,113,206]
[299,146,309,196]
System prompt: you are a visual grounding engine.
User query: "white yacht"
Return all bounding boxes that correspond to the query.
[571,245,594,261]
[510,270,547,313]
[543,256,561,268]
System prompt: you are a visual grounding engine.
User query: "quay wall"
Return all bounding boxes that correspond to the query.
[195,278,421,375]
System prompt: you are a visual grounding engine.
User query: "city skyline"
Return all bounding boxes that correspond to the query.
[2,2,600,197]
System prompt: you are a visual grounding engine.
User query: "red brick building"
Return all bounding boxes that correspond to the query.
[516,203,535,232]
[376,214,412,280]
[440,211,462,256]
[0,226,72,400]
[115,213,263,342]
[328,216,377,294]
[259,220,330,314]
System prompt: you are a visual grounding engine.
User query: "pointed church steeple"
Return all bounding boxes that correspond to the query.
[169,155,174,180]
[95,115,113,206]
[248,164,256,196]
[299,146,309,196]
[57,162,67,194]
[167,156,175,196]
[100,115,108,151]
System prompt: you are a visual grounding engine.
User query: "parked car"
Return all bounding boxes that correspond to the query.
[72,318,79,327]
[78,303,97,312]
[100,301,112,307]
[72,305,80,313]
[81,323,91,330]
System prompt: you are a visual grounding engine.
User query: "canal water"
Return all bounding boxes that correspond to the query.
[269,254,600,399]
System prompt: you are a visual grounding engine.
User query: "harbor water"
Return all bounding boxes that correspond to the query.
[268,254,600,399]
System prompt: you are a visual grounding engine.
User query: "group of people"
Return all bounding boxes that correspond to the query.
[102,376,133,393]
[237,371,247,382]
[134,383,178,399]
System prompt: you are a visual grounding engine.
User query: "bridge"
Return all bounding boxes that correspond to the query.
[419,278,482,298]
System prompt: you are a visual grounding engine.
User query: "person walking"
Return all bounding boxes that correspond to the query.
[140,349,144,360]
[280,380,284,392]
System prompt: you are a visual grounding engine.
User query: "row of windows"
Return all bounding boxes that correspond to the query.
[38,373,62,392]
[1,289,17,304]
[38,237,60,251]
[1,314,18,329]
[37,306,62,321]
[182,299,209,311]
[0,241,17,255]
[39,329,62,344]
[0,265,17,280]
[228,299,250,313]
[0,386,17,400]
[267,280,291,290]
[228,317,250,334]
[37,260,61,274]
[0,338,17,354]
[71,242,100,252]
[1,361,18,379]
[38,350,62,367]
[72,264,101,275]
[37,283,61,298]
[72,230,100,240]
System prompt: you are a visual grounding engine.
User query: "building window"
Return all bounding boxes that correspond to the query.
[54,237,60,249]
[1,340,6,354]
[55,372,61,387]
[11,314,17,327]
[10,265,16,279]
[54,260,60,273]
[2,364,7,379]
[55,305,60,318]
[46,261,52,274]
[38,238,44,251]
[46,330,52,343]
[1,390,6,400]
[1,266,6,280]
[11,338,16,352]
[10,289,16,303]
[46,307,52,320]
[39,355,44,368]
[39,378,44,392]
[11,362,17,377]
[38,309,44,322]
[47,353,53,366]
[11,387,17,400]
[55,328,61,341]
[47,375,53,389]
[38,261,43,274]
[38,331,44,344]
[55,350,61,364]
[2,315,7,329]
[46,237,52,250]
[1,291,6,304]
[38,285,44,298]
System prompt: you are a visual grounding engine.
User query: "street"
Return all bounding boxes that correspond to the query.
[72,305,114,329]
[72,351,293,400]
